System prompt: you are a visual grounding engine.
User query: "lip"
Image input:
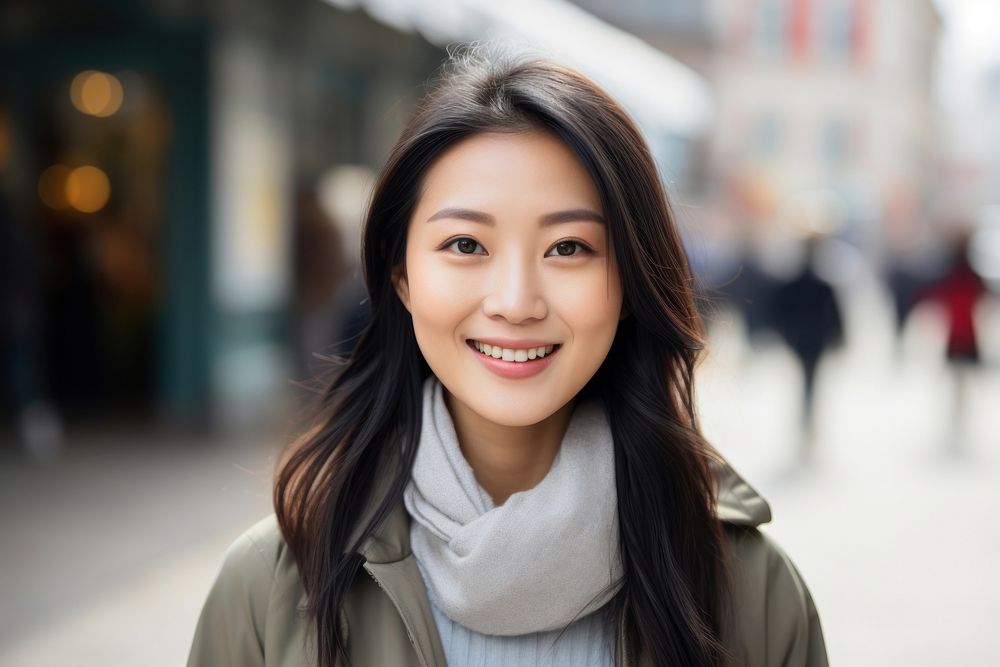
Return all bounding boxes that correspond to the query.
[465,337,561,349]
[466,339,562,379]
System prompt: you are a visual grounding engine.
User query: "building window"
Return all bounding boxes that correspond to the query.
[751,111,784,159]
[821,117,852,167]
[815,0,854,63]
[755,0,789,58]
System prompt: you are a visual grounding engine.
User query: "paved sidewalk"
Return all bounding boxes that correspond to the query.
[0,428,276,666]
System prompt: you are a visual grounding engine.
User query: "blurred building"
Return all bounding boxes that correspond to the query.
[573,0,943,260]
[712,0,943,259]
[0,0,445,432]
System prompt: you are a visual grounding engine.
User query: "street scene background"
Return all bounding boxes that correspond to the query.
[1,0,998,665]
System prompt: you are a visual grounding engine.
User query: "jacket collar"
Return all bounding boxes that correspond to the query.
[713,458,772,526]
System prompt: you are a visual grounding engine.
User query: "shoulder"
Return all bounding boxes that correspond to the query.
[722,527,829,667]
[187,515,306,667]
[212,515,287,600]
[226,514,288,573]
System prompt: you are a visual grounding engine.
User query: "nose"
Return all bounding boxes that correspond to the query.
[481,254,548,323]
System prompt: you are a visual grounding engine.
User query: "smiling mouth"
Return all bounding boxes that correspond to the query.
[466,339,562,362]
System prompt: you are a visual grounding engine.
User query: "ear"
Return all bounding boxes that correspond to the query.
[392,265,412,313]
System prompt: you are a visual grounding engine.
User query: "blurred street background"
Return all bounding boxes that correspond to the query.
[1,0,998,665]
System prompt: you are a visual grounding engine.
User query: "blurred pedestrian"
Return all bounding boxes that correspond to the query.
[292,186,349,379]
[724,251,782,347]
[316,166,376,360]
[771,234,844,459]
[916,230,988,454]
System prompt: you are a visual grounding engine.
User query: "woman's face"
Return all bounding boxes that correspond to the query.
[393,129,623,427]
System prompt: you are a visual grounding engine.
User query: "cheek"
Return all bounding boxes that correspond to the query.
[557,269,622,339]
[405,254,475,336]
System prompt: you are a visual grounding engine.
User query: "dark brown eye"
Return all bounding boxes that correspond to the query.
[550,240,593,257]
[444,237,483,254]
[456,238,479,254]
[555,242,576,256]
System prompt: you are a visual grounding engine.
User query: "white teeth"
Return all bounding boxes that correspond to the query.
[471,341,558,363]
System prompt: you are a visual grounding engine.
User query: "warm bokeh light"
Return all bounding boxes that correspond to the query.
[65,165,111,213]
[69,70,124,117]
[37,164,72,209]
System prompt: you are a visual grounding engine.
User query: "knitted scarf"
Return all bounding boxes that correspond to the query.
[403,375,623,635]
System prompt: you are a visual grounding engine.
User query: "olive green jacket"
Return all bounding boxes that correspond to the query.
[188,461,827,666]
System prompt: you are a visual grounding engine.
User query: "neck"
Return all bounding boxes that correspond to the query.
[443,389,576,506]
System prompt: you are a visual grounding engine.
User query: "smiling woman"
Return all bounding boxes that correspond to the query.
[393,130,624,488]
[189,44,828,667]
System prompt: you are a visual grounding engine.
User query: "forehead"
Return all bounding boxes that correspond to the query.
[416,130,602,214]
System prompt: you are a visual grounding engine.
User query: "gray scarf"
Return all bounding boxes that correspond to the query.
[403,375,623,636]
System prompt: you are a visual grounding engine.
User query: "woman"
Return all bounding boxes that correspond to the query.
[188,46,827,667]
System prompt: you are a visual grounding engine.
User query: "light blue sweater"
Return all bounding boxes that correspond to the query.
[416,553,616,667]
[427,595,615,666]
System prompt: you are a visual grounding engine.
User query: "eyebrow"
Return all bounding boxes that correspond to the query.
[426,207,606,226]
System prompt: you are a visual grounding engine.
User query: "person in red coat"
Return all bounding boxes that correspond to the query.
[917,231,988,453]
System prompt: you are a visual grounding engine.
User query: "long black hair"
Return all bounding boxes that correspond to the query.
[275,43,730,666]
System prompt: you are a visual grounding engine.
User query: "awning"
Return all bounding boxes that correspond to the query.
[323,0,714,139]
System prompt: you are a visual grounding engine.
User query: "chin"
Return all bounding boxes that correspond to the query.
[463,395,558,428]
